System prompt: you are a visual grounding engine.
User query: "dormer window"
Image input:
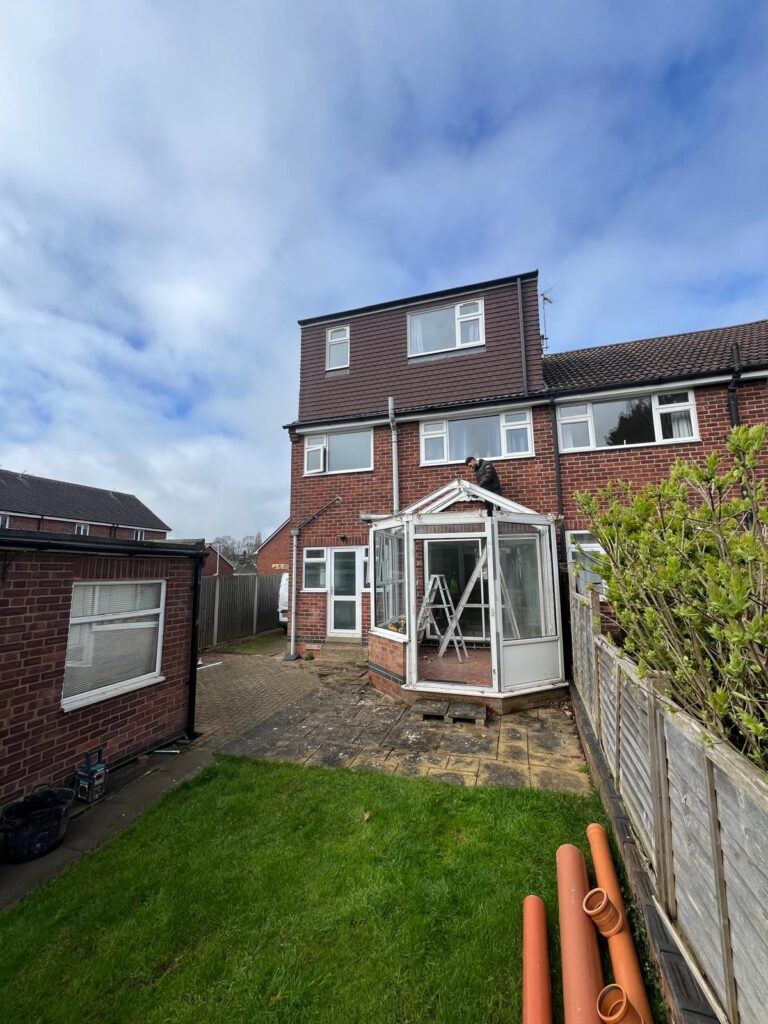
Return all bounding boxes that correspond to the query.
[408,298,485,357]
[326,325,350,370]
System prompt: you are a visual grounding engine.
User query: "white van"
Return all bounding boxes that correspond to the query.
[278,572,289,631]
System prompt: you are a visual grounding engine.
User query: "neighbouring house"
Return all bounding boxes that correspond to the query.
[0,469,170,540]
[255,518,291,575]
[202,543,237,577]
[0,528,206,805]
[284,269,768,711]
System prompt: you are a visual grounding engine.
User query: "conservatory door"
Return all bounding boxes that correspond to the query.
[493,519,563,690]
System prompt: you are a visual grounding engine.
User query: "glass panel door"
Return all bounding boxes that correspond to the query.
[329,549,360,635]
[425,539,488,640]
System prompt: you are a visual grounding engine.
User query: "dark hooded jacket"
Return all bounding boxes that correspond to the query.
[474,459,502,495]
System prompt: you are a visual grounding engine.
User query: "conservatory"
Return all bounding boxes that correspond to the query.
[368,480,565,708]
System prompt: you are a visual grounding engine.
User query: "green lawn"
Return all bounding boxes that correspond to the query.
[0,758,608,1024]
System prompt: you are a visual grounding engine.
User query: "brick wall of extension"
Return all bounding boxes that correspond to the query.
[0,516,166,540]
[255,522,292,575]
[0,552,194,804]
[286,380,768,649]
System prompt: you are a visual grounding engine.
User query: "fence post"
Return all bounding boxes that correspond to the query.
[704,756,739,1023]
[256,577,264,630]
[212,575,221,647]
[614,662,622,786]
[646,675,676,916]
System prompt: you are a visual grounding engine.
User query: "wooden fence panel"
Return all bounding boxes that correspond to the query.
[617,667,655,864]
[198,574,281,648]
[254,574,281,634]
[596,641,617,773]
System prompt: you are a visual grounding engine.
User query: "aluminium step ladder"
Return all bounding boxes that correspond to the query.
[417,574,467,662]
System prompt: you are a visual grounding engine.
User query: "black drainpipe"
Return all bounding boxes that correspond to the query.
[550,395,572,678]
[517,276,529,395]
[728,342,742,427]
[185,551,205,738]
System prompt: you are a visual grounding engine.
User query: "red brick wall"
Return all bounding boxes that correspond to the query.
[0,516,166,540]
[0,551,195,805]
[288,380,768,643]
[255,522,291,575]
[202,546,236,576]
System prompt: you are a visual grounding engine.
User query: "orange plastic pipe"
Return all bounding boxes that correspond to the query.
[597,984,644,1024]
[556,844,604,1024]
[585,823,653,1024]
[523,895,553,1024]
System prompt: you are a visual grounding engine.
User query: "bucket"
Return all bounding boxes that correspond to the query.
[1,787,75,863]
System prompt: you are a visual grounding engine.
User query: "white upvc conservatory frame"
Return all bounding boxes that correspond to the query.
[370,480,565,699]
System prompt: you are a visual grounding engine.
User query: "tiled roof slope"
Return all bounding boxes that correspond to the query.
[543,319,768,394]
[0,469,170,531]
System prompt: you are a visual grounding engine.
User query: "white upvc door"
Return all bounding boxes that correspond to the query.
[327,547,363,637]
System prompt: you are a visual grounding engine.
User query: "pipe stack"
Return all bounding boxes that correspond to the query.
[521,825,653,1024]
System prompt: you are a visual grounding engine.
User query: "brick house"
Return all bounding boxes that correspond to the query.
[285,270,768,710]
[0,529,205,804]
[0,469,170,540]
[255,518,291,575]
[202,543,237,577]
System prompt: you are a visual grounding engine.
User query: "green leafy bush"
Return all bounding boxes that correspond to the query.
[577,425,768,768]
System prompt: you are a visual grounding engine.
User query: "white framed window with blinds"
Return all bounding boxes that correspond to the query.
[557,390,698,451]
[62,580,166,711]
[420,408,533,465]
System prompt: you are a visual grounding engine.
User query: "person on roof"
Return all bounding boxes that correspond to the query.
[465,456,502,516]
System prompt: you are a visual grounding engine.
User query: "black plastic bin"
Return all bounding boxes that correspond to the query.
[1,787,75,863]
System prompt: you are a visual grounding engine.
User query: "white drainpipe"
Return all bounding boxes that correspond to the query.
[388,396,399,512]
[285,528,300,660]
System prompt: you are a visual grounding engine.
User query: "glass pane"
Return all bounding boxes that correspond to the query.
[306,548,324,558]
[95,583,161,616]
[427,540,487,639]
[660,409,694,440]
[497,524,555,640]
[561,421,590,449]
[423,421,444,433]
[307,435,325,445]
[503,411,528,424]
[333,601,356,630]
[333,551,357,596]
[459,318,481,344]
[657,391,688,406]
[448,415,501,461]
[306,447,323,472]
[504,426,530,454]
[424,435,445,462]
[593,397,654,447]
[327,431,371,471]
[409,306,456,354]
[63,616,159,697]
[374,528,406,633]
[560,403,588,417]
[327,341,348,368]
[328,327,347,341]
[70,584,96,618]
[458,301,480,316]
[304,563,326,589]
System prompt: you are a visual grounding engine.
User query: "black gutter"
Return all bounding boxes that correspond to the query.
[727,343,742,427]
[298,269,539,326]
[185,551,205,738]
[0,529,205,559]
[517,276,529,395]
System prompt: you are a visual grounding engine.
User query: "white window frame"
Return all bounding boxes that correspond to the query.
[303,428,374,476]
[325,325,350,371]
[62,579,166,712]
[407,298,485,358]
[133,529,146,540]
[302,547,328,592]
[75,522,90,536]
[419,408,534,466]
[557,389,699,452]
[0,514,9,529]
[566,531,607,599]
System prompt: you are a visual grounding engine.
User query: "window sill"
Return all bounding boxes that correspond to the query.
[560,436,700,455]
[407,342,485,362]
[303,467,374,477]
[369,626,409,644]
[420,451,535,468]
[61,674,166,713]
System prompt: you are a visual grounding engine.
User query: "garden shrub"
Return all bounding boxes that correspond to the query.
[576,425,768,768]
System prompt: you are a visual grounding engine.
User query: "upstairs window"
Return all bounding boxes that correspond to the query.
[75,522,90,536]
[0,514,8,529]
[325,325,350,370]
[566,531,606,597]
[558,391,697,451]
[304,429,373,475]
[133,529,146,541]
[421,408,533,465]
[408,298,485,357]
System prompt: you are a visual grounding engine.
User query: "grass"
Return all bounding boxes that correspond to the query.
[0,758,608,1024]
[216,630,286,656]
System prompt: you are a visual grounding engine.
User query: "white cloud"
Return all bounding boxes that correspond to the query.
[0,1,766,536]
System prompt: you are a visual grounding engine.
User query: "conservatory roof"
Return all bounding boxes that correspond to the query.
[400,479,538,517]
